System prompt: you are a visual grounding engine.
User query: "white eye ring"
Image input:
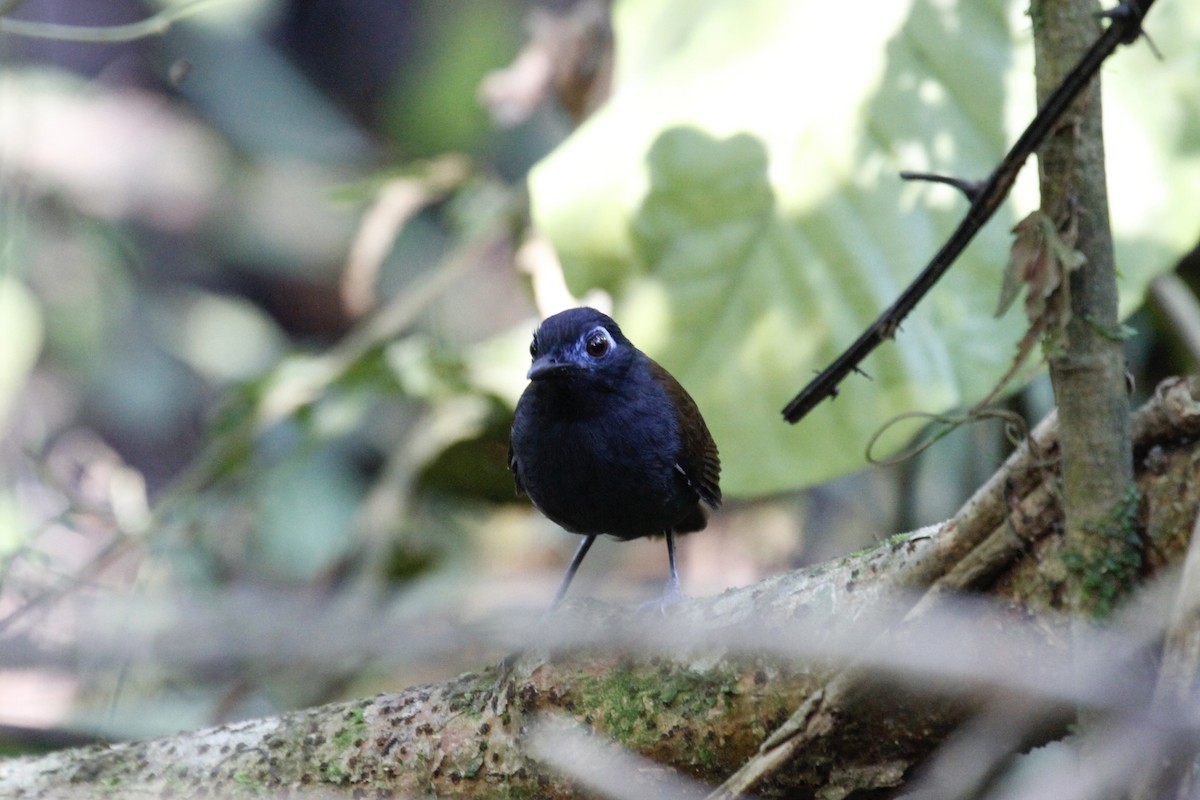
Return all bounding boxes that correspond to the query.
[584,327,614,358]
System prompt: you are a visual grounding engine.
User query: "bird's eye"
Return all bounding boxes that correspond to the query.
[529,335,538,358]
[585,329,611,358]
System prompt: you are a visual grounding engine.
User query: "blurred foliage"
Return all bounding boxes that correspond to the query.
[0,276,41,430]
[531,0,1200,495]
[0,0,1196,752]
[0,0,548,740]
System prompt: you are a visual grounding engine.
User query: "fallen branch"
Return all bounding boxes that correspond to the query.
[2,378,1199,798]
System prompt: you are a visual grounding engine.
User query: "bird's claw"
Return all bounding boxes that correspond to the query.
[638,580,684,615]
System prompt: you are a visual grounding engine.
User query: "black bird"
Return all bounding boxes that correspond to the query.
[509,307,721,607]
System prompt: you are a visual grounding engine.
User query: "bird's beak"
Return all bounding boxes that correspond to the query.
[527,356,572,380]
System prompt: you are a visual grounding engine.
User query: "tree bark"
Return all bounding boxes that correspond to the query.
[3,378,1199,799]
[1033,0,1137,619]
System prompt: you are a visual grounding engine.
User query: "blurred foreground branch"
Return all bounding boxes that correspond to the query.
[4,377,1200,799]
[0,0,229,42]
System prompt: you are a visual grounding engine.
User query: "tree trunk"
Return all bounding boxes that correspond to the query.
[1033,0,1137,620]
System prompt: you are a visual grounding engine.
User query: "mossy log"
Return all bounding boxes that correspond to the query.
[3,378,1200,799]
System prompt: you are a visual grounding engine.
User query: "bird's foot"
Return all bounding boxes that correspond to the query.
[637,579,684,615]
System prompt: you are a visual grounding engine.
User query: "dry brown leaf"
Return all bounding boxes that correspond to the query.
[995,210,1086,329]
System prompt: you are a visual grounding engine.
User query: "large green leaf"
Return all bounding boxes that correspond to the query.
[527,0,1200,497]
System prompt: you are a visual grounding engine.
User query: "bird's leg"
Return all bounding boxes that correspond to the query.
[662,528,683,603]
[638,529,684,614]
[551,534,597,609]
[489,533,599,704]
[490,535,598,707]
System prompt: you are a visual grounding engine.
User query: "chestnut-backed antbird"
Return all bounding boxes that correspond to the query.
[509,307,721,608]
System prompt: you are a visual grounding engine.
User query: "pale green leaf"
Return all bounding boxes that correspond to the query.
[527,0,1200,496]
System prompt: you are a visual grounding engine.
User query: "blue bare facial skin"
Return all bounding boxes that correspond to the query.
[508,307,721,608]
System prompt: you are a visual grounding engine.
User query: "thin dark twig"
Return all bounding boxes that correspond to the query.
[899,171,986,202]
[782,0,1154,424]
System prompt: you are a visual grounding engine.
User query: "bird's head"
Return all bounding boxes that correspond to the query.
[526,307,635,385]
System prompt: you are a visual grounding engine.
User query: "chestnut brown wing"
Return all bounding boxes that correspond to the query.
[647,360,721,510]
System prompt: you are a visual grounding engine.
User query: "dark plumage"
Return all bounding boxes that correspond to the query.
[508,307,721,606]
